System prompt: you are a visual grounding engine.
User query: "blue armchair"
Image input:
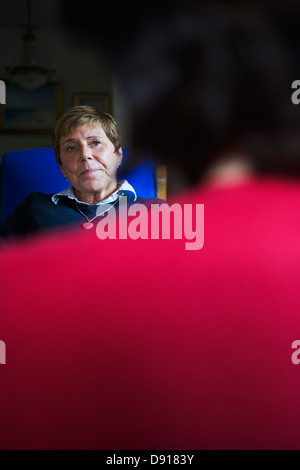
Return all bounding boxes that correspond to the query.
[0,147,167,223]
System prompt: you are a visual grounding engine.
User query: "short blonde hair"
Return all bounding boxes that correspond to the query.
[52,106,121,164]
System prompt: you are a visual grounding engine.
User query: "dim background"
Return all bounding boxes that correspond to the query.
[0,0,193,202]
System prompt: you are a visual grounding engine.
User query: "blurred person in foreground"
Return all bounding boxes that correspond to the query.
[1,0,300,450]
[0,106,163,238]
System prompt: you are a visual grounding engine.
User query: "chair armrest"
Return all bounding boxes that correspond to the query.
[156,165,167,201]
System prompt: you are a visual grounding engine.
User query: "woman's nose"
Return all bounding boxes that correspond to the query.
[80,144,93,160]
[81,154,92,161]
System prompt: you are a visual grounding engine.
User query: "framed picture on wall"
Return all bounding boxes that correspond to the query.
[73,93,111,113]
[0,82,62,134]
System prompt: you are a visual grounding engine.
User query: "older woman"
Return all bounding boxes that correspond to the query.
[0,106,164,237]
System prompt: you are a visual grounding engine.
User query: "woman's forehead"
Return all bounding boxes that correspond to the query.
[61,123,107,143]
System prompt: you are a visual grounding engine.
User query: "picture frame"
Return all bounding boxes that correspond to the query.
[0,82,62,134]
[72,93,111,113]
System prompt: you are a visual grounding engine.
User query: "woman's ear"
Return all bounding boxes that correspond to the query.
[117,147,123,168]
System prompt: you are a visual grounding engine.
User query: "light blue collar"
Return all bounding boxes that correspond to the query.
[51,179,137,206]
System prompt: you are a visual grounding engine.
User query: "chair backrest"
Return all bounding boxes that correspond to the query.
[0,147,160,223]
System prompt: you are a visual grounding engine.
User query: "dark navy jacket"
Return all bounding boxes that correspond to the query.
[0,191,164,238]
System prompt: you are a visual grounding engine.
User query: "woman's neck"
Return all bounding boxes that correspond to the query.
[73,183,118,205]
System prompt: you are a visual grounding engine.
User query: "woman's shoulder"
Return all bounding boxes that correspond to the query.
[20,192,54,207]
[5,192,54,222]
[0,192,55,238]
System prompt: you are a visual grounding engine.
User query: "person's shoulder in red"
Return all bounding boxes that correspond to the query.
[1,177,300,449]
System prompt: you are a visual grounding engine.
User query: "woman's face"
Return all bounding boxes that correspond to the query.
[59,123,122,204]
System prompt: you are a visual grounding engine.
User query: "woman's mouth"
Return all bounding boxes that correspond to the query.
[80,168,101,176]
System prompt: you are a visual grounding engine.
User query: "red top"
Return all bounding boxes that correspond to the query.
[1,177,300,449]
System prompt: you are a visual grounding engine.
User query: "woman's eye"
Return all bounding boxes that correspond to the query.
[66,146,75,152]
[92,140,101,147]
